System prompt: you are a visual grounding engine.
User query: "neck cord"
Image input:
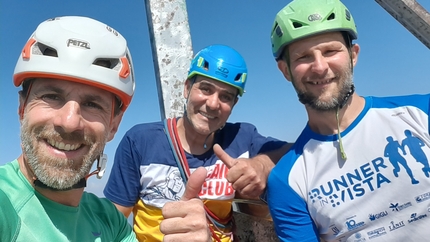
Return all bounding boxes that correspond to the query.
[336,107,347,160]
[203,133,211,149]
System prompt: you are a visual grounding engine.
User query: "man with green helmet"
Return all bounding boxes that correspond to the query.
[104,44,291,241]
[266,0,430,241]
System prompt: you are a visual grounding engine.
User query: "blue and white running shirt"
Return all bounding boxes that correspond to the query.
[268,94,430,242]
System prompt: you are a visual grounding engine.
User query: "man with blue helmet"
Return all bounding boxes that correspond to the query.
[104,44,290,241]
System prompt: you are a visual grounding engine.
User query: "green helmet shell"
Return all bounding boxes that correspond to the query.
[271,0,358,59]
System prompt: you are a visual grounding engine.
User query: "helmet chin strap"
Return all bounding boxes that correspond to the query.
[34,178,87,191]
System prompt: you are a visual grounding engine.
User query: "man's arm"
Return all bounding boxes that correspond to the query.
[214,143,292,199]
[114,203,134,218]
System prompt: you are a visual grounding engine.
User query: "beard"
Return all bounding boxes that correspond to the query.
[293,67,354,112]
[20,117,107,190]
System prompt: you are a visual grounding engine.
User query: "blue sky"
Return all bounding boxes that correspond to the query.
[1,0,429,197]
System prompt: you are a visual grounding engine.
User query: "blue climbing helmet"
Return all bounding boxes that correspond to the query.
[187,45,248,96]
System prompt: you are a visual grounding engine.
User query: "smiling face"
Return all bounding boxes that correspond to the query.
[183,75,238,136]
[278,32,359,111]
[19,78,122,189]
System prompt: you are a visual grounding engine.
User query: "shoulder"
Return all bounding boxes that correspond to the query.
[367,94,430,112]
[81,192,125,219]
[126,121,164,135]
[120,121,166,144]
[221,122,258,135]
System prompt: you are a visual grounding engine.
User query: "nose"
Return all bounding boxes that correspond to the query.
[53,101,84,133]
[206,93,220,110]
[311,52,329,75]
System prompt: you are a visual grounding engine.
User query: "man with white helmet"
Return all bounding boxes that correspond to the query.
[266,0,430,241]
[0,16,137,241]
[104,44,291,241]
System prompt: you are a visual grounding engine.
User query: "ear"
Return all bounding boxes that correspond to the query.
[18,91,25,121]
[351,44,360,67]
[107,111,124,142]
[277,60,292,82]
[231,97,239,109]
[183,79,192,98]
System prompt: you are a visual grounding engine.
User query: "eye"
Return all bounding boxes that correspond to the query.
[324,49,338,56]
[199,86,211,94]
[84,101,103,110]
[41,94,60,101]
[219,94,234,103]
[295,54,310,62]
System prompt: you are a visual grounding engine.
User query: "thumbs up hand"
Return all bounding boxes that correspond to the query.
[213,144,273,199]
[160,167,211,242]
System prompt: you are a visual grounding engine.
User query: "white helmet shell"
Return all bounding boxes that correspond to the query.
[13,16,135,111]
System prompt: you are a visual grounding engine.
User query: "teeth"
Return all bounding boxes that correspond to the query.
[312,79,331,85]
[47,140,80,151]
[200,112,215,119]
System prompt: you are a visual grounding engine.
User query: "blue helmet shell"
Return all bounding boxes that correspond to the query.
[187,45,247,96]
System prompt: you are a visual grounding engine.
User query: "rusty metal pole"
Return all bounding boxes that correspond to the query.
[144,0,193,119]
[375,0,430,49]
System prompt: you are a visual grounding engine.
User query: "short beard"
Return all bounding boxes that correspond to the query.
[20,118,107,190]
[294,68,353,112]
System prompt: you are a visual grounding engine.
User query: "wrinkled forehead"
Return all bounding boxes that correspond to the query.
[288,31,346,54]
[193,75,238,95]
[30,77,115,100]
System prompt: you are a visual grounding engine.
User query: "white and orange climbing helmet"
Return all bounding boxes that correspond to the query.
[13,16,135,111]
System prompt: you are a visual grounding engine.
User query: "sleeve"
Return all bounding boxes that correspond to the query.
[100,198,138,242]
[267,155,320,242]
[116,214,137,242]
[244,122,288,157]
[427,95,430,134]
[0,189,19,242]
[104,128,143,207]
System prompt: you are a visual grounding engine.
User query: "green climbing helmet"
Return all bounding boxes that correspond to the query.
[271,0,358,59]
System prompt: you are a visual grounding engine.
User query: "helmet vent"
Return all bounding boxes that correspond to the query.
[203,60,209,70]
[274,23,283,37]
[93,58,120,70]
[234,74,242,81]
[327,13,336,21]
[345,10,351,21]
[292,22,303,29]
[34,42,58,57]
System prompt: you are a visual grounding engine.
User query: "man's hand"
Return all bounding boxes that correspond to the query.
[214,144,274,199]
[160,167,210,242]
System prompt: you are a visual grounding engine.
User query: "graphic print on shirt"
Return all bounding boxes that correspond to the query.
[308,130,429,208]
[384,135,419,184]
[402,129,430,177]
[142,168,184,202]
[140,158,239,208]
[199,161,235,199]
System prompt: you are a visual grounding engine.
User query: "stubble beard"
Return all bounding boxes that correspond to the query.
[294,68,353,112]
[20,118,107,190]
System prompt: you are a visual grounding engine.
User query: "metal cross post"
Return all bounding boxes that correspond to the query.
[144,0,193,119]
[375,0,430,49]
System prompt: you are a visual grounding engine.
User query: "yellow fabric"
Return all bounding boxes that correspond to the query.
[133,199,234,242]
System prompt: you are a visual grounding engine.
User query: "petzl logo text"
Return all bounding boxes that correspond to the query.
[67,39,90,49]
